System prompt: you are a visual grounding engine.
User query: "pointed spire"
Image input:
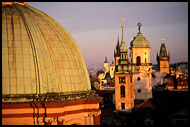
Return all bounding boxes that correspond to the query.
[121,17,126,46]
[160,39,167,57]
[121,18,125,43]
[117,35,120,48]
[168,51,170,60]
[115,35,120,56]
[117,34,120,44]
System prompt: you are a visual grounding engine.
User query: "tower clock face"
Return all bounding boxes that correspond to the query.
[162,62,166,67]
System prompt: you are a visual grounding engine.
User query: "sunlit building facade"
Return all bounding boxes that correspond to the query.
[129,22,153,100]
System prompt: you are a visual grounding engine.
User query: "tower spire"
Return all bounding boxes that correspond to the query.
[168,51,170,60]
[121,17,125,44]
[117,34,120,46]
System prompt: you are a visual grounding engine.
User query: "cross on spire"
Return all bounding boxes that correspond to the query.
[137,17,142,33]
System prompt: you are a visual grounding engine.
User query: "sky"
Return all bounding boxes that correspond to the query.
[28,2,188,70]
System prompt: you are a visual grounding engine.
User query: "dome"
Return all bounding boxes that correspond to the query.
[2,3,91,97]
[130,33,149,48]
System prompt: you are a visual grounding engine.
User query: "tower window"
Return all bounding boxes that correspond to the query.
[137,77,141,81]
[120,85,125,98]
[138,89,141,93]
[145,58,147,63]
[119,77,125,83]
[136,56,141,66]
[121,103,125,109]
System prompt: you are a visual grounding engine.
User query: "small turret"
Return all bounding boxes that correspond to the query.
[104,57,108,63]
[157,39,170,73]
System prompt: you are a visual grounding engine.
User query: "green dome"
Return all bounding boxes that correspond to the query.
[2,3,91,98]
[130,33,149,48]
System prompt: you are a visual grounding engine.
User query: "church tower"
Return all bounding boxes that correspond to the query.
[157,40,170,74]
[129,21,152,100]
[114,36,120,66]
[104,57,109,74]
[115,18,135,111]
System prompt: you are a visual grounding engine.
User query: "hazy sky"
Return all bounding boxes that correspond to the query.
[28,2,188,69]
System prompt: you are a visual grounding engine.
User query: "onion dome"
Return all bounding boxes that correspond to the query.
[130,22,149,48]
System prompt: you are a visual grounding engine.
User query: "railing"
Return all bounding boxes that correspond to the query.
[131,63,152,66]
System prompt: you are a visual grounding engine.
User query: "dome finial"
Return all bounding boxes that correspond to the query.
[137,17,142,33]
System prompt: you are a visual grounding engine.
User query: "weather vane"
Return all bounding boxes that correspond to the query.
[137,17,142,33]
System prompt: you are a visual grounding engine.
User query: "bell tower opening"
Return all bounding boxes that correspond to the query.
[120,85,125,98]
[136,56,141,66]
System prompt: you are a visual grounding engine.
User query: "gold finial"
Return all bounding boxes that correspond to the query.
[121,17,124,23]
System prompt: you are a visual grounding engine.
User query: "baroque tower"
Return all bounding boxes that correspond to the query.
[129,21,152,100]
[157,40,170,74]
[115,18,135,111]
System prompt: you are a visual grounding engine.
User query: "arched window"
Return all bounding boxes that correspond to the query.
[120,85,125,98]
[136,56,141,66]
[145,58,147,63]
